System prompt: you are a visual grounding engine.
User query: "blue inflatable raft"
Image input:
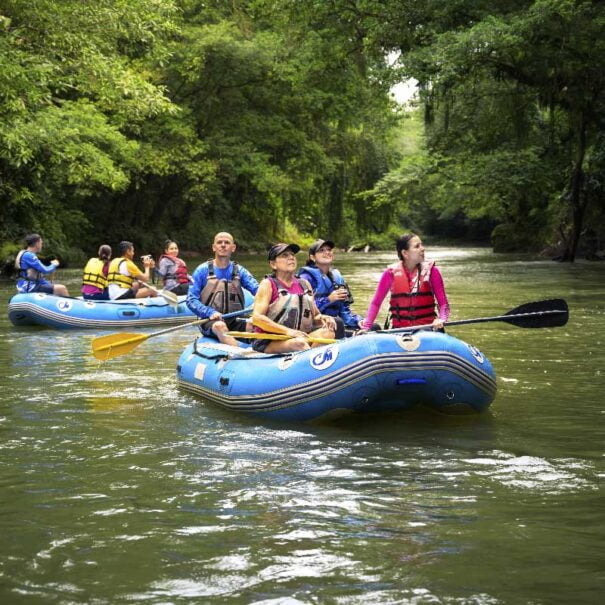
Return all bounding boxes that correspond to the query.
[176,331,497,421]
[8,292,195,329]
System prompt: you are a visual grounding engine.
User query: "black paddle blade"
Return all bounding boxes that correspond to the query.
[504,298,568,328]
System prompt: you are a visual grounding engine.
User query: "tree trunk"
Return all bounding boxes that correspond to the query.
[560,113,588,263]
[328,163,345,237]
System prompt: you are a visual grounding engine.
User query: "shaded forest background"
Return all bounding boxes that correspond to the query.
[1,0,604,267]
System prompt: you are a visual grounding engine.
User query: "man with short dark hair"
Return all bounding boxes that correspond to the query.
[107,241,156,300]
[15,233,70,296]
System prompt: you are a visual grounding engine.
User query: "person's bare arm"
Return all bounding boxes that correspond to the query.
[252,280,307,338]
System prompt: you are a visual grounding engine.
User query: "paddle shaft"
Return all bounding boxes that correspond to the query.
[136,279,179,305]
[227,331,337,345]
[92,307,252,357]
[112,317,207,343]
[443,309,566,328]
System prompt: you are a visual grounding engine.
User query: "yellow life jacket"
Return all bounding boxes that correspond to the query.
[107,257,135,289]
[82,257,108,289]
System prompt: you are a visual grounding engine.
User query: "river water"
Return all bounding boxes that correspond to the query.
[0,248,603,604]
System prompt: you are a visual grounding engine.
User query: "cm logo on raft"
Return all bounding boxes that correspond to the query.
[56,299,73,312]
[310,346,339,370]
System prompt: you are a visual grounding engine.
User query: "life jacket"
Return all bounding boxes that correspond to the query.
[264,275,315,333]
[388,261,436,328]
[159,254,190,285]
[15,250,42,285]
[82,257,108,290]
[200,261,246,314]
[107,257,135,289]
[299,265,354,306]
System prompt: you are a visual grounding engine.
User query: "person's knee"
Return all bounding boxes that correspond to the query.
[290,337,310,351]
[212,321,228,334]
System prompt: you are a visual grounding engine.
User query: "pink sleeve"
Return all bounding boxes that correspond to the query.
[430,265,450,322]
[362,269,394,330]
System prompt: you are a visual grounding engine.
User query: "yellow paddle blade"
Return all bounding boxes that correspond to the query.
[226,331,336,345]
[307,336,337,345]
[91,332,149,361]
[227,331,286,340]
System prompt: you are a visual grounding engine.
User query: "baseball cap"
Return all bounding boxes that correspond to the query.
[267,243,301,260]
[308,239,335,256]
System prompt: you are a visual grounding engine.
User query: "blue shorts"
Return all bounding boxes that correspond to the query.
[83,290,110,301]
[27,281,54,294]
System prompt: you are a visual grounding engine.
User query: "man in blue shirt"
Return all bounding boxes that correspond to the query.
[186,232,259,347]
[15,233,70,297]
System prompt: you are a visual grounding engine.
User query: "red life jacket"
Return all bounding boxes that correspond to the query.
[159,254,190,285]
[388,261,436,328]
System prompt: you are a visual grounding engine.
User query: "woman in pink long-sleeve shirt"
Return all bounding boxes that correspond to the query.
[362,234,450,331]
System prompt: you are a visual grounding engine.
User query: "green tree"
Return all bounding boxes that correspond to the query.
[0,0,179,249]
[363,0,605,259]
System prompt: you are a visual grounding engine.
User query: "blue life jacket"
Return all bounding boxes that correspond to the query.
[298,264,360,328]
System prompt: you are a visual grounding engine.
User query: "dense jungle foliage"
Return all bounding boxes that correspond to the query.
[1,0,604,266]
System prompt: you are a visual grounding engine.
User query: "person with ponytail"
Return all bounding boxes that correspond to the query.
[361,233,450,331]
[81,245,112,300]
[156,240,192,295]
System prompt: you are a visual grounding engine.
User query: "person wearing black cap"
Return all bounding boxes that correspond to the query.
[251,243,336,353]
[298,239,367,338]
